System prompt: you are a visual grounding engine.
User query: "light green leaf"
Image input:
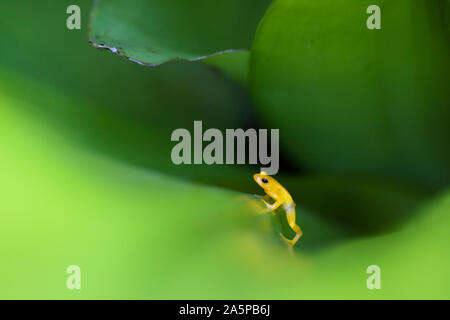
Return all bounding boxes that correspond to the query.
[1,94,448,299]
[1,0,448,300]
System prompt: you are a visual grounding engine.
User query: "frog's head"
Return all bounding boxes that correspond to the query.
[253,171,274,189]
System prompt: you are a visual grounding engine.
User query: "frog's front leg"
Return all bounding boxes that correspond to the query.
[262,194,282,212]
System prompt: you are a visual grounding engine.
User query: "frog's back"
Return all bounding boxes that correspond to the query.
[271,180,295,205]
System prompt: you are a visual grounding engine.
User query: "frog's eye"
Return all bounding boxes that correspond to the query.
[262,178,269,184]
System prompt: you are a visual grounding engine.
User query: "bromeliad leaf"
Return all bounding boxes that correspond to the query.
[89,0,271,66]
[250,0,450,188]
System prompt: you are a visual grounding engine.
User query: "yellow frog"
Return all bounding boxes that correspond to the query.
[254,172,303,246]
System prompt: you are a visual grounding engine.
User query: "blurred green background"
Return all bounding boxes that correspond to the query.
[0,0,449,299]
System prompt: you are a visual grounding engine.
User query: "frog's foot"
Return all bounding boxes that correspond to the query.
[257,195,277,215]
[280,232,302,246]
[263,206,277,215]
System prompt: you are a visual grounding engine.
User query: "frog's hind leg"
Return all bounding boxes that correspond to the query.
[280,232,302,246]
[280,206,303,246]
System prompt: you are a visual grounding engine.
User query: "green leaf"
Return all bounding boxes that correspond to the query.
[202,51,250,86]
[2,0,448,300]
[1,94,448,298]
[445,0,450,33]
[0,0,260,186]
[250,0,450,188]
[89,0,271,66]
[214,173,431,239]
[307,190,450,299]
[275,175,431,236]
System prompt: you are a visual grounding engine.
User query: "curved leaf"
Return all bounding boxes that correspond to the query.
[89,0,272,65]
[1,97,448,299]
[0,0,260,186]
[250,0,450,188]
